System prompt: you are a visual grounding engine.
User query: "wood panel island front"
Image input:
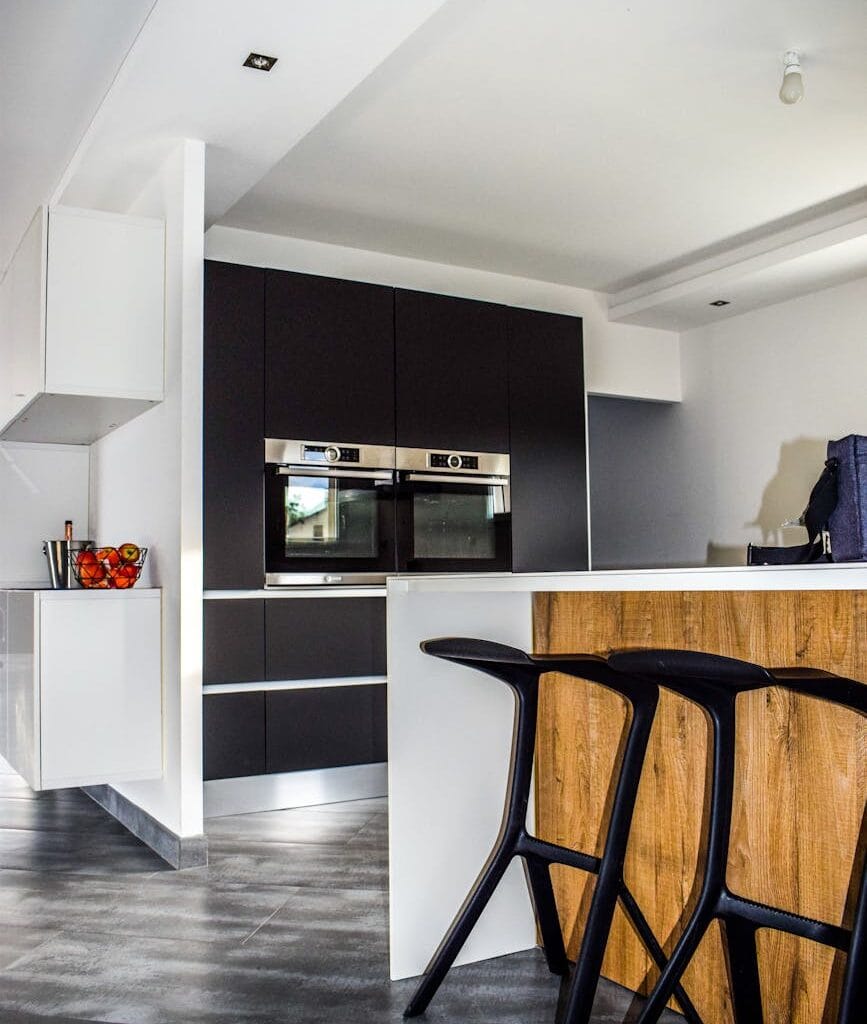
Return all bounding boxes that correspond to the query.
[386,567,867,1024]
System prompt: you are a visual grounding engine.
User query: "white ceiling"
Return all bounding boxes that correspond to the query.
[219,0,867,297]
[0,0,154,275]
[4,0,867,329]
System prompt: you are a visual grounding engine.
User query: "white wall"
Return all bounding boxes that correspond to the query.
[88,139,205,839]
[0,442,89,586]
[204,225,681,403]
[590,275,867,568]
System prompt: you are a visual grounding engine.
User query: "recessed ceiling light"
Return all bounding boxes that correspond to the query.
[243,52,278,72]
[709,299,730,307]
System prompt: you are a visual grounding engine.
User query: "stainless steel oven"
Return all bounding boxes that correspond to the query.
[395,447,511,574]
[265,439,396,586]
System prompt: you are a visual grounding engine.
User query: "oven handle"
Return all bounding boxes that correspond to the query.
[275,466,395,481]
[402,472,510,487]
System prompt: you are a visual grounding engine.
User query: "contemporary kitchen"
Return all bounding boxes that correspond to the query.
[0,3,866,1024]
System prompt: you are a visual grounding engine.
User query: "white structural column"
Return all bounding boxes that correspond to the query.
[386,579,536,981]
[87,139,205,841]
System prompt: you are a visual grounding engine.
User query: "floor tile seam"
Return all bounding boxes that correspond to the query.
[238,895,295,946]
[206,878,388,897]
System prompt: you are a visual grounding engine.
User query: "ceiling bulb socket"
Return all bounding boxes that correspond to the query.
[779,50,804,104]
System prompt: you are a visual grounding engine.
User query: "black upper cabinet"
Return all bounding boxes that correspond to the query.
[203,261,265,590]
[395,290,510,452]
[265,271,395,444]
[509,308,588,572]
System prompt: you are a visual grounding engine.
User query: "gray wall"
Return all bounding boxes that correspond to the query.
[588,396,703,569]
[589,275,867,571]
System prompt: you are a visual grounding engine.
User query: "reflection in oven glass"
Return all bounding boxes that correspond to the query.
[284,477,378,558]
[413,491,496,559]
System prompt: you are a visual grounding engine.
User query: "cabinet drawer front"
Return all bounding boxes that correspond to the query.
[203,600,265,685]
[266,684,386,773]
[265,598,386,681]
[203,692,266,781]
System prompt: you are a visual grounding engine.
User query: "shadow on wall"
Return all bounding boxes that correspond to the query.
[750,437,829,545]
[705,437,828,565]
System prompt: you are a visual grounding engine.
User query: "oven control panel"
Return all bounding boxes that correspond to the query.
[430,452,479,470]
[303,444,360,464]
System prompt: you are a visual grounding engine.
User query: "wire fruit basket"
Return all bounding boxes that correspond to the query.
[70,544,148,589]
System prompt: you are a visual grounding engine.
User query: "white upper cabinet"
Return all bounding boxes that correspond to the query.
[0,206,165,444]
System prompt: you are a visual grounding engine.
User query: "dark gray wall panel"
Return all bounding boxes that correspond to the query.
[509,308,588,571]
[203,261,265,589]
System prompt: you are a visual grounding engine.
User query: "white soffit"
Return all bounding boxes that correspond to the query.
[0,0,155,276]
[608,193,867,329]
[56,0,448,219]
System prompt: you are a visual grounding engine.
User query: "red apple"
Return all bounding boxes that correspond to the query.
[118,543,141,564]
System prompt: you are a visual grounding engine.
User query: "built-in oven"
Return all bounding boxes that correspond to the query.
[265,439,396,586]
[395,447,511,574]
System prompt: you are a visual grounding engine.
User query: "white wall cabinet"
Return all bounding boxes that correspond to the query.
[0,589,163,790]
[0,206,164,444]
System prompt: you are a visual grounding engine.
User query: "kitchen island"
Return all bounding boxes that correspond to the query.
[386,566,867,1023]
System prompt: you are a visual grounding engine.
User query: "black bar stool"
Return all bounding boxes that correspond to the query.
[403,637,702,1024]
[607,648,867,1024]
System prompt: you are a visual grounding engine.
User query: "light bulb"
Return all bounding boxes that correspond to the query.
[779,50,804,105]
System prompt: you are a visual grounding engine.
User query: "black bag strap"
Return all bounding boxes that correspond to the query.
[747,457,839,566]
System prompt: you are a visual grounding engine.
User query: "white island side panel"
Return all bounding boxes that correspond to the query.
[387,587,535,981]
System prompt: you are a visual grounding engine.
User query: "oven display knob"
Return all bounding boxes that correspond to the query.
[447,454,462,469]
[324,446,341,463]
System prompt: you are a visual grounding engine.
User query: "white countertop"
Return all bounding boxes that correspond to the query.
[387,562,867,594]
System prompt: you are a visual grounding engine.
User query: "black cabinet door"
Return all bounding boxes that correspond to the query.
[203,600,265,685]
[266,684,387,773]
[508,308,588,572]
[265,270,395,444]
[203,261,265,590]
[395,290,510,452]
[203,692,266,780]
[265,598,386,681]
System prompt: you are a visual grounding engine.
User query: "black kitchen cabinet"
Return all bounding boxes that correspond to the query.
[265,270,395,444]
[395,290,510,452]
[203,260,265,590]
[265,598,386,681]
[203,600,265,685]
[265,684,387,773]
[203,691,265,780]
[508,308,588,571]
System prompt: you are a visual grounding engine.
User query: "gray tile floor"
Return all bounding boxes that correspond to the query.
[0,763,682,1024]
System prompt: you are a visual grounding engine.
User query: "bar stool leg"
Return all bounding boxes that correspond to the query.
[404,671,540,1018]
[633,696,738,1024]
[524,857,570,975]
[724,917,763,1024]
[560,693,659,1024]
[837,858,867,1024]
[404,845,516,1017]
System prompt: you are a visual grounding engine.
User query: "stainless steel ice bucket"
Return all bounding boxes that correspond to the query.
[42,540,93,589]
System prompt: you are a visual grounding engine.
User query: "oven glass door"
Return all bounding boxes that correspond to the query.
[265,468,395,576]
[396,476,511,573]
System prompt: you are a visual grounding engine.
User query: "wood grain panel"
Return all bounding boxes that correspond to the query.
[533,590,867,1024]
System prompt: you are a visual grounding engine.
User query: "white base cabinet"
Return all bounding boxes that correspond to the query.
[0,206,164,444]
[0,589,162,791]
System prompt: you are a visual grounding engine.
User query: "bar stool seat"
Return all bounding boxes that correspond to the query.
[608,649,867,1024]
[403,637,702,1024]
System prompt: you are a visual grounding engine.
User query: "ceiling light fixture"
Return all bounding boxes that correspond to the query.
[779,50,804,105]
[709,299,730,307]
[243,52,278,72]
